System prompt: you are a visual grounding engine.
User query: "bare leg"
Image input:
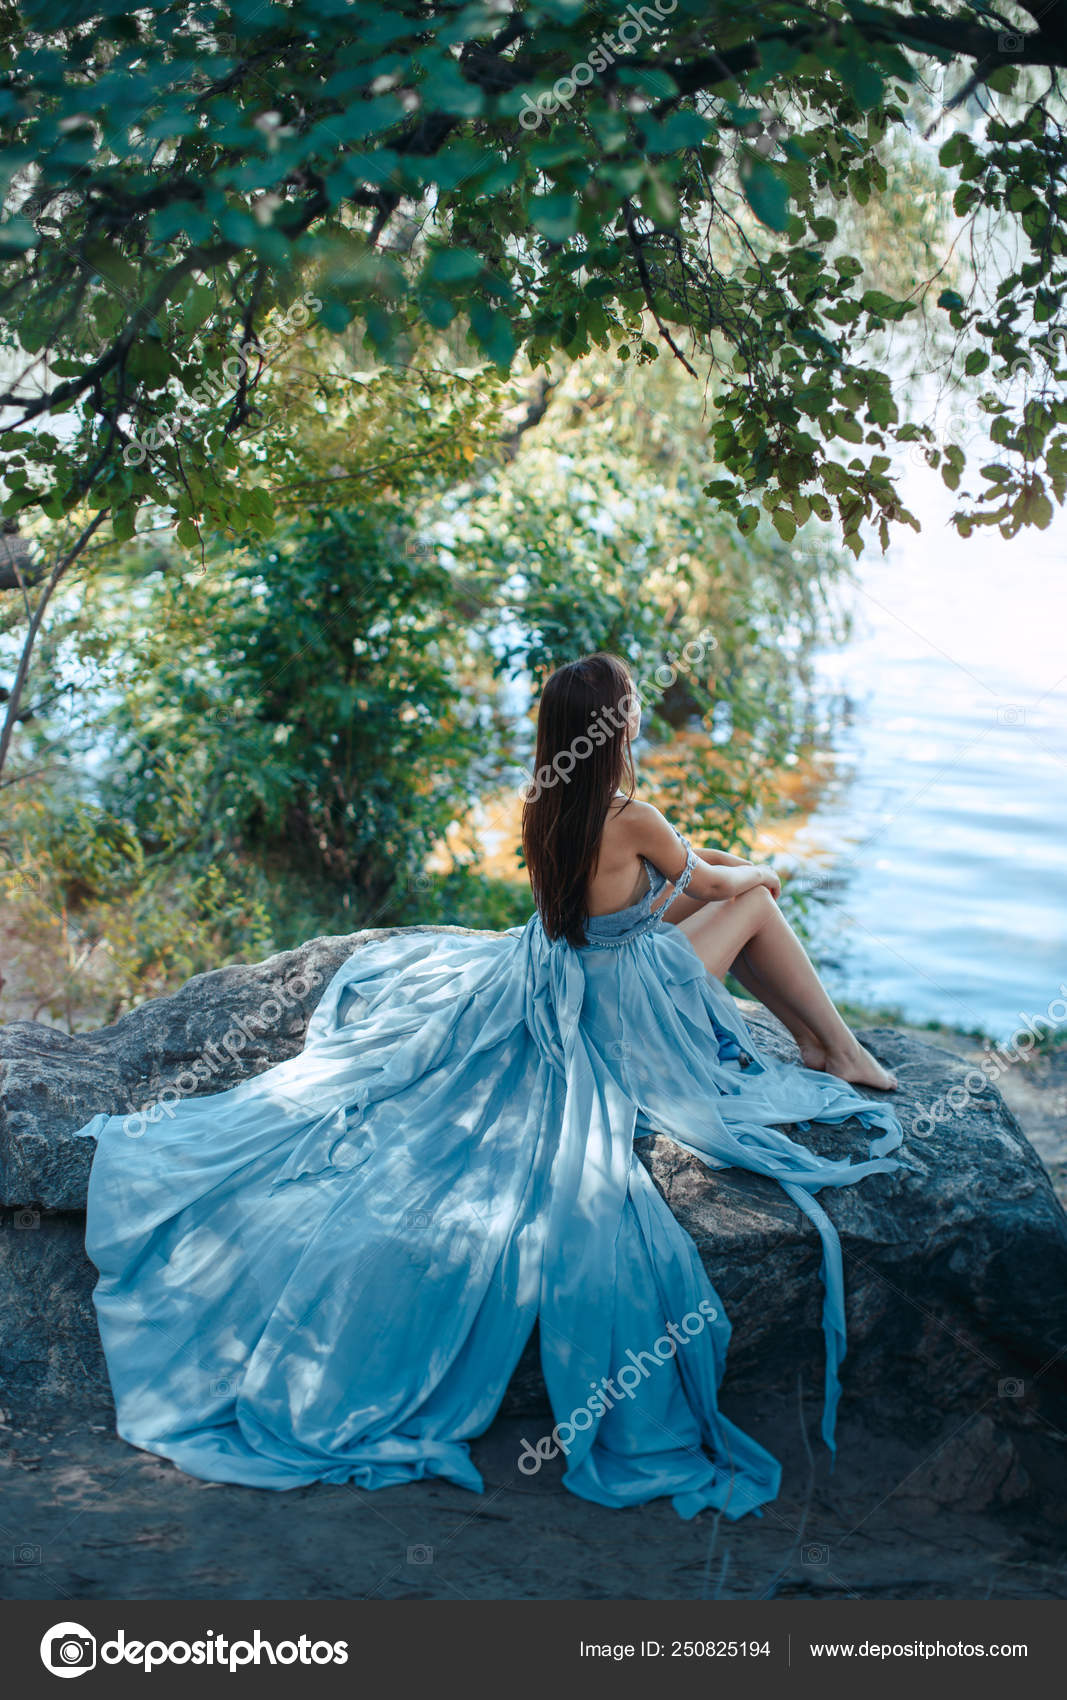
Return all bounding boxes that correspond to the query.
[664,891,828,1058]
[729,943,828,1060]
[662,890,839,1060]
[677,887,897,1090]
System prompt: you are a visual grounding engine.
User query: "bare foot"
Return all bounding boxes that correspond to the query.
[819,1041,898,1092]
[798,1041,829,1072]
[799,1037,897,1090]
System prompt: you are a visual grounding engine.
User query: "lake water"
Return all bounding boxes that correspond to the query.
[775,460,1067,1041]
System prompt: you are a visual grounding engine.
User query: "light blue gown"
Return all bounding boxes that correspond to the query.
[75,838,905,1521]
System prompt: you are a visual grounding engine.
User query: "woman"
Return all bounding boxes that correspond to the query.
[526,654,897,1091]
[76,653,906,1522]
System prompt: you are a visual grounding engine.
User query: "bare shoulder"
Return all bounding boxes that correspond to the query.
[594,797,689,894]
[597,797,651,867]
[607,797,666,840]
[604,798,682,866]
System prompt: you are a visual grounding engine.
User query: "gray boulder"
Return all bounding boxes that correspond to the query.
[2,926,1065,1514]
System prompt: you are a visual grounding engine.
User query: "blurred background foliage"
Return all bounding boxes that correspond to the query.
[0,337,853,1028]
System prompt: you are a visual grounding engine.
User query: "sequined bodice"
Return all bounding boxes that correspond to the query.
[582,837,697,950]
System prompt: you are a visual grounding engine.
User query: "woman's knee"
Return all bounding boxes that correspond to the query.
[741,883,776,912]
[738,884,777,930]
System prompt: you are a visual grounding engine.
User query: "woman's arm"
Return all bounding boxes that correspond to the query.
[622,803,780,901]
[694,846,751,869]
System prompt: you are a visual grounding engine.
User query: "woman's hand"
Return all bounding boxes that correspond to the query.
[756,865,782,900]
[709,861,782,902]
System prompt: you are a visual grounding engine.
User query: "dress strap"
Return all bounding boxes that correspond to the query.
[654,832,697,923]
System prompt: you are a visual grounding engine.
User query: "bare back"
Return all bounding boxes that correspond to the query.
[585,797,664,916]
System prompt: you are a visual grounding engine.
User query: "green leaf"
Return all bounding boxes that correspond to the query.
[867,389,898,426]
[182,284,217,333]
[425,247,484,284]
[127,341,171,390]
[740,159,790,232]
[150,202,214,244]
[860,289,913,321]
[417,291,457,330]
[529,191,579,242]
[588,109,630,153]
[645,109,712,152]
[1017,483,1054,528]
[846,55,890,113]
[469,302,516,370]
[833,412,864,444]
[318,299,355,333]
[421,57,484,118]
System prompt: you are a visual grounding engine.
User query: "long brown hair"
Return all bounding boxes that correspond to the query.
[521,653,638,946]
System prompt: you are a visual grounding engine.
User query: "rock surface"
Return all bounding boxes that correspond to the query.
[2,925,1066,1518]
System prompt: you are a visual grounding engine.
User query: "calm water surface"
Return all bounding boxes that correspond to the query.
[783,463,1066,1040]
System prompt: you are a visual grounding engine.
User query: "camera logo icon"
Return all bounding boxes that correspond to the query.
[40,1622,97,1678]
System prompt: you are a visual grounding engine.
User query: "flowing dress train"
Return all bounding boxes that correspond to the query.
[75,840,906,1520]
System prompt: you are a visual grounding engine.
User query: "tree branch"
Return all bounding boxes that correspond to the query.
[0,511,110,783]
[622,201,698,377]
